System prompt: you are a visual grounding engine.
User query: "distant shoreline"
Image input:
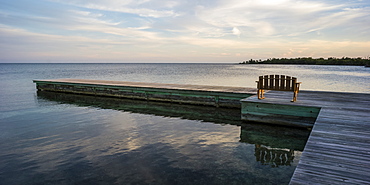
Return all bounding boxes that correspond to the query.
[239,57,370,66]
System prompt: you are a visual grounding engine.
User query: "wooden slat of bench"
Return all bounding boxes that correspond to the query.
[258,76,263,89]
[256,75,301,101]
[275,74,280,90]
[269,74,274,89]
[264,75,268,89]
[286,76,291,90]
[258,75,298,91]
[292,77,297,91]
[280,75,286,90]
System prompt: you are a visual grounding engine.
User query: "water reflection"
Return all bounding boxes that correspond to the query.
[31,91,313,184]
[240,123,310,167]
[36,91,242,126]
[37,91,310,168]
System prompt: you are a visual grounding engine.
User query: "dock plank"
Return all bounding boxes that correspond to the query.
[293,163,370,184]
[287,91,370,184]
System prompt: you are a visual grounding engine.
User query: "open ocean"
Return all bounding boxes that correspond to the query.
[0,63,369,185]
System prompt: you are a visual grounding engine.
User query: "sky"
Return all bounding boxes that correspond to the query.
[0,0,369,63]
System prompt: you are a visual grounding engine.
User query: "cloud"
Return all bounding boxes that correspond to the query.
[191,0,370,39]
[0,26,112,60]
[51,0,181,18]
[232,27,241,37]
[0,0,370,62]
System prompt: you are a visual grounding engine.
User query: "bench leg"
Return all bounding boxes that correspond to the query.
[292,90,298,102]
[291,83,300,102]
[257,89,265,99]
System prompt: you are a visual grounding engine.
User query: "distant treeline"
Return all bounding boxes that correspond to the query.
[239,57,370,66]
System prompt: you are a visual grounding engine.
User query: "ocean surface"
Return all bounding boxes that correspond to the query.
[0,63,369,185]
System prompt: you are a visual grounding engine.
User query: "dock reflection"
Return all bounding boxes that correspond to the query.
[37,91,310,167]
[36,91,242,125]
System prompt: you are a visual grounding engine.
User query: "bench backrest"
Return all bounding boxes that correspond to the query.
[257,75,298,91]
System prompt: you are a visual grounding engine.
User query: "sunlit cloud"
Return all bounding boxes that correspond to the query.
[232,27,241,37]
[52,0,181,18]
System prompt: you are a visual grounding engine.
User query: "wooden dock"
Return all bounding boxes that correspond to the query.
[247,91,370,184]
[289,91,370,184]
[33,79,255,108]
[33,79,370,184]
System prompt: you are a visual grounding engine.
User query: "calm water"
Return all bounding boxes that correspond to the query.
[0,63,369,185]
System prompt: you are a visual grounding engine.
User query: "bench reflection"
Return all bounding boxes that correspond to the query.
[240,123,310,167]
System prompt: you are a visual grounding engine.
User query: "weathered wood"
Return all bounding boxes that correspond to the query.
[256,75,301,102]
[275,74,279,89]
[264,75,268,89]
[33,79,255,108]
[269,74,274,89]
[258,76,263,89]
[280,75,286,90]
[241,92,321,128]
[286,91,370,185]
[286,76,291,90]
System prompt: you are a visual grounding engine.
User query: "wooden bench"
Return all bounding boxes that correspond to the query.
[256,75,301,102]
